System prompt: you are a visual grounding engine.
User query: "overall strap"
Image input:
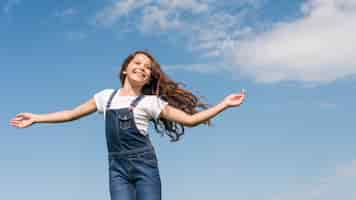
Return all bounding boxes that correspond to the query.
[106,89,119,110]
[129,95,145,110]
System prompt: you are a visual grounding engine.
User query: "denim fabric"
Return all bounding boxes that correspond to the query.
[105,90,161,200]
[109,150,161,200]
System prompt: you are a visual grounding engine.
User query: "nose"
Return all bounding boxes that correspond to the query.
[137,63,145,69]
[137,66,145,72]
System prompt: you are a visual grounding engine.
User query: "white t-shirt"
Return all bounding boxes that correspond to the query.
[94,89,168,136]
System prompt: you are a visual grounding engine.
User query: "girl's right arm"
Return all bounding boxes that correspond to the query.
[160,92,246,127]
[10,98,97,128]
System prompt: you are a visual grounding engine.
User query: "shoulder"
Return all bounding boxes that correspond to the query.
[93,88,117,104]
[142,95,167,103]
[94,88,115,98]
[93,88,117,113]
[99,88,116,95]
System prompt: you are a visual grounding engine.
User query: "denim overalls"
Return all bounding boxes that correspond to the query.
[105,90,161,200]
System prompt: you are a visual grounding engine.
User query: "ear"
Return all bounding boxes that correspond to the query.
[122,71,127,74]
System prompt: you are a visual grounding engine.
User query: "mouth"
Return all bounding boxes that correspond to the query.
[133,69,147,79]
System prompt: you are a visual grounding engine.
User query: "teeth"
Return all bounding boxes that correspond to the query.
[133,70,145,78]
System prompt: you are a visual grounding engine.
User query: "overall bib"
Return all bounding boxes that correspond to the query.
[105,90,161,200]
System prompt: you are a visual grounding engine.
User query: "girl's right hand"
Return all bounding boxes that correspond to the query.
[10,113,38,128]
[223,92,246,108]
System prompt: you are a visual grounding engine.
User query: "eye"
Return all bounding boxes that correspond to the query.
[144,65,151,70]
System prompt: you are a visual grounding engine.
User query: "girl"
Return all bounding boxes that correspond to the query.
[10,50,246,200]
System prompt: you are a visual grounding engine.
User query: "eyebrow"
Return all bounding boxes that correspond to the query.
[134,59,151,68]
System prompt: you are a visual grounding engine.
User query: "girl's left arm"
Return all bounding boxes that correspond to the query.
[160,92,246,127]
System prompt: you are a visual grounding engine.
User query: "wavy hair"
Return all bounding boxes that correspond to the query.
[119,50,210,142]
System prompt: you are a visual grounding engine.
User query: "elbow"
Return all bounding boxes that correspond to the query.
[184,122,195,127]
[183,116,199,127]
[183,115,211,127]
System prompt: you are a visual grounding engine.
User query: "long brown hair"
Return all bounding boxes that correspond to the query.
[119,50,210,142]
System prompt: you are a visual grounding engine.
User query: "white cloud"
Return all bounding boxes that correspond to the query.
[272,160,356,200]
[94,0,356,84]
[232,0,356,83]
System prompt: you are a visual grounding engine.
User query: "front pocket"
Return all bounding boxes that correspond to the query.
[118,113,133,129]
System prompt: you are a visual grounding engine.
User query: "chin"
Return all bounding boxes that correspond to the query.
[130,79,148,87]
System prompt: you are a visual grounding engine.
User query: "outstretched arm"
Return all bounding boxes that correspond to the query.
[10,98,97,128]
[160,91,246,127]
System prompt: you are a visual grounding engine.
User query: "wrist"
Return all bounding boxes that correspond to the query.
[33,114,41,123]
[219,100,230,110]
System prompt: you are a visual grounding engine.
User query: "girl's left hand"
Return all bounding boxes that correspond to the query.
[223,92,246,108]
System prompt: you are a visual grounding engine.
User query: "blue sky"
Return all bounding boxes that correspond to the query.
[1,0,356,199]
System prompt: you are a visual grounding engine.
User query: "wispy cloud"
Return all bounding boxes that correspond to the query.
[272,160,356,200]
[94,0,153,26]
[165,63,230,73]
[93,0,356,84]
[93,0,258,55]
[3,0,20,14]
[54,8,78,18]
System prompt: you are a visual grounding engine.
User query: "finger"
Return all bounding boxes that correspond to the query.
[16,113,27,118]
[15,115,24,119]
[10,119,23,123]
[10,119,19,124]
[11,117,23,121]
[9,123,17,127]
[13,122,25,128]
[9,122,21,127]
[236,93,245,97]
[233,95,243,100]
[13,120,27,127]
[10,120,19,125]
[11,119,25,124]
[11,116,23,121]
[10,120,22,125]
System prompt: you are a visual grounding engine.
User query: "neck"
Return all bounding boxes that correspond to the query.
[121,80,142,96]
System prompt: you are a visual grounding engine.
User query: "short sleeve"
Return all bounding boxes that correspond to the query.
[145,96,168,120]
[93,89,115,113]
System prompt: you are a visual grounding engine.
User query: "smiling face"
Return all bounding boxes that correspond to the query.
[122,53,152,88]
